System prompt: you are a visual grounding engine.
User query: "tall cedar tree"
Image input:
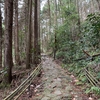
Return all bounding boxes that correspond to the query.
[26,0,32,69]
[4,0,13,84]
[34,0,41,66]
[14,0,20,65]
[0,4,2,68]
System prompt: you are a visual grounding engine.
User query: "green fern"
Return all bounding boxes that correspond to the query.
[90,86,100,95]
[85,86,100,95]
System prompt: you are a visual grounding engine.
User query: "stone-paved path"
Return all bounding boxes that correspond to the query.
[33,56,89,100]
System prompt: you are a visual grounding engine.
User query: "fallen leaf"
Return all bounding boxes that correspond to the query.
[30,84,34,87]
[26,89,28,92]
[36,85,41,88]
[74,79,79,82]
[36,93,40,96]
[89,97,93,100]
[74,95,78,98]
[34,89,38,92]
[71,75,75,78]
[72,98,76,100]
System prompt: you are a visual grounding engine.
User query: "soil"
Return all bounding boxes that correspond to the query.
[1,55,100,100]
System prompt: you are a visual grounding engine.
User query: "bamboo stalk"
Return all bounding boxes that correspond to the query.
[14,68,41,100]
[85,71,98,86]
[85,72,95,86]
[4,67,41,100]
[14,84,30,100]
[4,63,41,100]
[85,68,100,86]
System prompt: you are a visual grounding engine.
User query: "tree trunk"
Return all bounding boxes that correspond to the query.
[14,0,20,65]
[96,0,100,10]
[0,4,2,68]
[4,0,13,84]
[54,0,57,60]
[33,0,41,66]
[38,0,41,62]
[48,0,51,39]
[76,0,81,34]
[26,0,32,69]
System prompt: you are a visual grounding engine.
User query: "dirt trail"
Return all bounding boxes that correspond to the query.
[32,56,89,100]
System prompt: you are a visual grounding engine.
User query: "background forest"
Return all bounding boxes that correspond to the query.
[41,0,100,95]
[0,0,100,99]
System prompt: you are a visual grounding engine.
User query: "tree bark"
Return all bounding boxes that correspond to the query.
[76,0,81,34]
[38,0,41,62]
[0,4,2,68]
[54,0,57,60]
[48,0,51,39]
[14,0,20,65]
[96,0,100,10]
[4,0,13,84]
[26,0,32,69]
[33,0,41,66]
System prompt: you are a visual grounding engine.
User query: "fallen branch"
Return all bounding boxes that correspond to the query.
[83,50,91,56]
[75,53,100,61]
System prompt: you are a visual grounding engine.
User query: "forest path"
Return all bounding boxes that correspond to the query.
[32,55,88,100]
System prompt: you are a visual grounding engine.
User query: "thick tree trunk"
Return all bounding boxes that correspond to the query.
[26,0,32,69]
[0,5,2,68]
[33,0,40,66]
[4,0,13,84]
[14,0,20,65]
